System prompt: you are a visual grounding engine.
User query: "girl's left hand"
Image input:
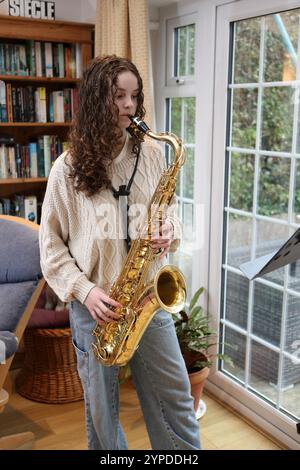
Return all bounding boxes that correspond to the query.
[150,220,174,259]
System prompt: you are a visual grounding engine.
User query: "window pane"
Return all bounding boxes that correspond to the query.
[227,213,252,268]
[176,172,181,196]
[229,152,255,212]
[166,95,195,298]
[281,357,300,417]
[231,88,258,149]
[222,327,246,383]
[293,158,300,223]
[171,251,193,302]
[261,87,294,152]
[256,220,288,286]
[169,97,182,137]
[182,147,194,198]
[184,97,195,143]
[182,201,194,252]
[288,260,300,292]
[174,24,195,77]
[168,97,196,200]
[258,156,290,220]
[264,11,299,82]
[252,282,283,347]
[284,294,300,352]
[249,340,278,403]
[297,108,300,153]
[225,270,249,329]
[223,7,300,422]
[188,24,195,76]
[233,17,261,84]
[256,220,289,258]
[178,26,187,76]
[281,295,300,417]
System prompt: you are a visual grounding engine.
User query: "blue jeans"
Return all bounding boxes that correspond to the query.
[69,300,201,450]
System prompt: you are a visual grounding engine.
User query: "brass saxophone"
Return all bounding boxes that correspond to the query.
[92,116,187,366]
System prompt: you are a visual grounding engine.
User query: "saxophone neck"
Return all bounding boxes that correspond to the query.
[129,116,185,168]
[152,132,186,171]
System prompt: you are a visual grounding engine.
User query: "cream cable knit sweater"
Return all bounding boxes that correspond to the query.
[39,133,181,304]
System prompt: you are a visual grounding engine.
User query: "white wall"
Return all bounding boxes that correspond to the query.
[55,0,96,23]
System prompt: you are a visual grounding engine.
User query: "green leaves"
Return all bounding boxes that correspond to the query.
[174,286,234,372]
[189,286,204,312]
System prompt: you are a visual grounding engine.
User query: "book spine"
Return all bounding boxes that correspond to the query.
[29,142,38,177]
[0,80,7,122]
[35,42,42,77]
[43,135,51,177]
[45,42,53,78]
[24,195,37,222]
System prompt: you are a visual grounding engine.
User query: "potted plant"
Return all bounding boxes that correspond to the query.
[173,287,233,417]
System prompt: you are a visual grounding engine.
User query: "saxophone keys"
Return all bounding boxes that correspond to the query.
[123,283,133,294]
[138,246,148,256]
[119,294,131,304]
[134,257,144,269]
[128,269,138,280]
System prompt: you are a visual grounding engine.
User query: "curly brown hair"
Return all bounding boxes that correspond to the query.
[68,55,146,197]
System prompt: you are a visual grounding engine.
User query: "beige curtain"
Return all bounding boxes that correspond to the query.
[95,0,154,126]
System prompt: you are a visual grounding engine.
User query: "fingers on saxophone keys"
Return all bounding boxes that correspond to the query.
[91,308,105,324]
[101,303,121,321]
[151,241,166,248]
[151,239,171,250]
[101,293,123,309]
[91,305,115,324]
[94,310,114,324]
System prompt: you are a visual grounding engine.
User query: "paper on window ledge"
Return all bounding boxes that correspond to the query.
[239,226,300,280]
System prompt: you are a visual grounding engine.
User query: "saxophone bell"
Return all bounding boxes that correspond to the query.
[153,265,186,314]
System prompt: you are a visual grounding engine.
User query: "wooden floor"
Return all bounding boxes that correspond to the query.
[0,371,283,450]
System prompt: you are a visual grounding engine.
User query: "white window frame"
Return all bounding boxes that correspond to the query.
[155,0,236,311]
[155,1,200,293]
[166,13,197,86]
[208,0,300,449]
[154,0,300,450]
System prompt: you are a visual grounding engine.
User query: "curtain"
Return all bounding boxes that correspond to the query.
[95,0,154,126]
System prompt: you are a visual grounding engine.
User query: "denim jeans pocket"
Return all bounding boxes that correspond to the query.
[72,337,89,387]
[151,310,173,329]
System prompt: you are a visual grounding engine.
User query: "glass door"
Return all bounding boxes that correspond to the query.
[164,18,197,300]
[209,0,300,448]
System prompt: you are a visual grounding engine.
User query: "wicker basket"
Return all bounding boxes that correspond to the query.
[16,327,84,404]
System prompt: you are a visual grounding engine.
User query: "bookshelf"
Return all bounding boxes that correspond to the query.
[0,14,94,221]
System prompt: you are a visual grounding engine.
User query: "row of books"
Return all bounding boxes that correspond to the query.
[0,194,41,224]
[0,136,68,179]
[0,81,78,122]
[0,41,82,79]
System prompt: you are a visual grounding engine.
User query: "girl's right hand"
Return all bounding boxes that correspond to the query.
[84,286,122,325]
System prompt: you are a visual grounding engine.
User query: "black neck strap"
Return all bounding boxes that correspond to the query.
[112,145,141,250]
[112,144,141,198]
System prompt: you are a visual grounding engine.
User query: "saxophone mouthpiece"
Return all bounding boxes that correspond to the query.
[129,116,150,134]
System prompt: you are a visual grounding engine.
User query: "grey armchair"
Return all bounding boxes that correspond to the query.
[0,215,45,450]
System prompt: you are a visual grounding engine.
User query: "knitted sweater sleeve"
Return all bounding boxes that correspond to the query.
[39,156,96,304]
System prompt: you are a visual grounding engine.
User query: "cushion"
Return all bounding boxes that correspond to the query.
[0,281,39,331]
[0,219,42,283]
[0,331,18,360]
[28,308,69,328]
